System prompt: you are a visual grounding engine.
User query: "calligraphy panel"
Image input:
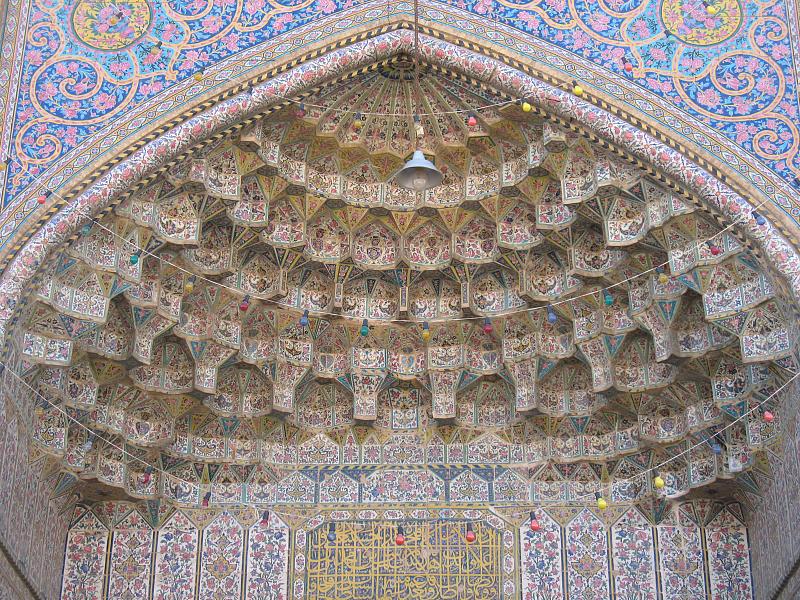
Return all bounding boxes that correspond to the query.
[305,520,502,599]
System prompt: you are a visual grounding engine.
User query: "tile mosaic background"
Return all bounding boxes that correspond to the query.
[59,499,753,600]
[749,403,800,599]
[0,376,74,600]
[3,0,799,195]
[0,0,797,598]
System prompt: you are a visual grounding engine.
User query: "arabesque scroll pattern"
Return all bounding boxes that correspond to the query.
[3,0,799,207]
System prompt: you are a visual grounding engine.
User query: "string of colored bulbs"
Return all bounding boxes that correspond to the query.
[6,353,795,529]
[1,132,786,518]
[0,40,776,331]
[0,5,789,503]
[0,49,778,328]
[72,183,771,335]
[0,3,791,548]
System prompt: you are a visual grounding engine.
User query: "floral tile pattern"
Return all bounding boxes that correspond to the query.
[57,500,754,599]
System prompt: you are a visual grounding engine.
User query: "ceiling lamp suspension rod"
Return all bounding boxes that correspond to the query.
[13,357,797,511]
[396,0,444,192]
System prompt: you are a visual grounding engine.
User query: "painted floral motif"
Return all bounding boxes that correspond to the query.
[200,512,245,599]
[706,507,753,600]
[565,509,610,600]
[363,469,445,503]
[611,508,658,599]
[72,1,152,50]
[108,511,153,599]
[246,517,290,599]
[657,509,707,600]
[661,0,743,45]
[61,512,109,600]
[519,512,563,600]
[153,511,199,600]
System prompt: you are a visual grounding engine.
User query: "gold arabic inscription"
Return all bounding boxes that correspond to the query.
[306,520,502,599]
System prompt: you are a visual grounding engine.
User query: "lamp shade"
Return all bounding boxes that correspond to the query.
[396,150,443,192]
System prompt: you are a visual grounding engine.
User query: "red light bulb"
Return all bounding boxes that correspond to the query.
[763,410,775,423]
[482,317,493,335]
[467,115,477,127]
[529,512,541,532]
[465,522,476,543]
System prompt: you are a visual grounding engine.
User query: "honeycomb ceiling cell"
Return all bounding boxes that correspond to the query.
[19,62,795,507]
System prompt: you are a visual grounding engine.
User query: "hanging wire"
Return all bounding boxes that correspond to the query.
[65,188,772,326]
[6,355,796,510]
[0,27,770,328]
[0,4,790,509]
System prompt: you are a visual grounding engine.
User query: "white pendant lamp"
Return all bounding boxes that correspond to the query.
[396,150,443,192]
[395,0,444,194]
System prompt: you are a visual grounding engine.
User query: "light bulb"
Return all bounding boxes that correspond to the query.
[411,174,429,192]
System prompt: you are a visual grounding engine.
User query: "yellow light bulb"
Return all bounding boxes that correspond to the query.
[654,476,665,490]
[597,497,608,510]
[521,101,532,113]
[573,84,584,97]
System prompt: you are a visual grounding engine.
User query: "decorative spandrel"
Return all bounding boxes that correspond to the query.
[305,520,502,600]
